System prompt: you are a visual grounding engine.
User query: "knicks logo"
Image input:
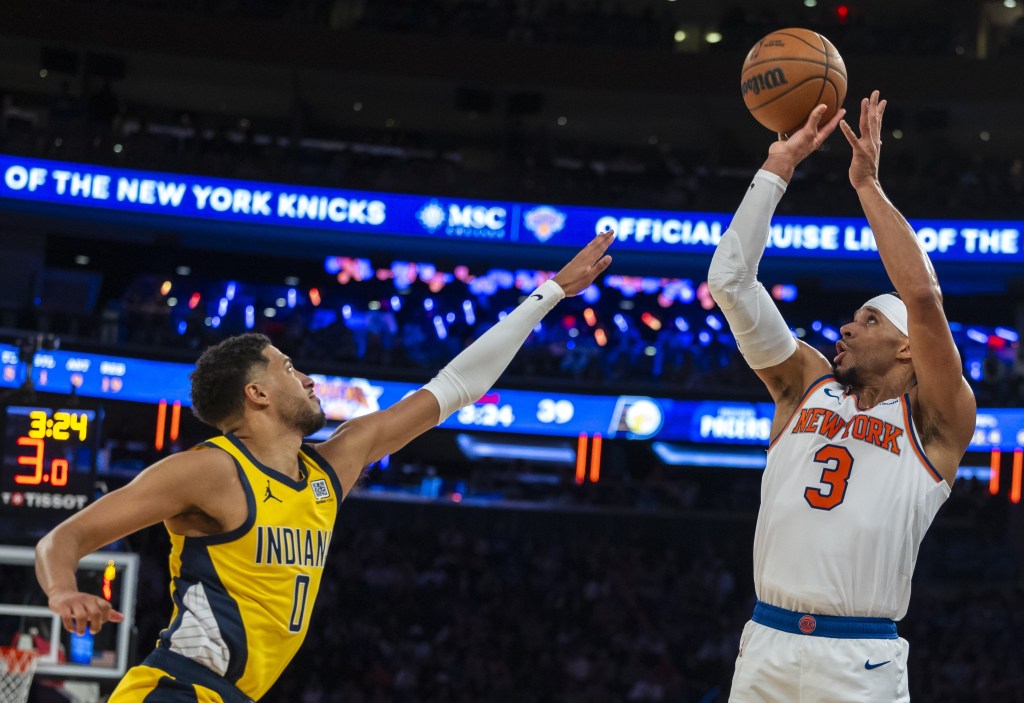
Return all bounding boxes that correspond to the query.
[523,206,566,242]
[799,615,816,634]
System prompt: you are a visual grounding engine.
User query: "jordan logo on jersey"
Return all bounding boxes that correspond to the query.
[791,407,904,456]
[264,481,283,503]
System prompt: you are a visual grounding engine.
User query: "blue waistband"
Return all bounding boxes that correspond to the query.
[753,601,898,640]
[142,649,255,703]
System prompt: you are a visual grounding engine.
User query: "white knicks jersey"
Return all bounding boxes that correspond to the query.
[753,375,950,621]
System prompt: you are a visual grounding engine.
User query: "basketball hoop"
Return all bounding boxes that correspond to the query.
[0,646,39,703]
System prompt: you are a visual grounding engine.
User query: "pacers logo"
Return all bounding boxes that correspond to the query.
[799,615,817,634]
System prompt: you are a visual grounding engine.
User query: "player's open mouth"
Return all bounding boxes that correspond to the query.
[834,341,847,364]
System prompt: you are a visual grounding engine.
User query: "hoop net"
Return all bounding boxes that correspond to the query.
[0,646,38,703]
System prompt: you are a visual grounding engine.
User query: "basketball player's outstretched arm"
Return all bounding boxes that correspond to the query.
[316,231,615,495]
[708,104,845,436]
[839,90,975,482]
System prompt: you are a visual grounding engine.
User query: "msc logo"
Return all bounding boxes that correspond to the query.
[416,199,447,233]
[523,206,566,242]
[416,199,507,238]
[741,68,789,96]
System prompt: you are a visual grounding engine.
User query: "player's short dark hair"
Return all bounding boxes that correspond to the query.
[190,333,272,429]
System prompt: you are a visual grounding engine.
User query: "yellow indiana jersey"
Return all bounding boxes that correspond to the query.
[157,434,341,701]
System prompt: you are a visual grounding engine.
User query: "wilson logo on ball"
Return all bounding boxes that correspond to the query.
[741,68,789,96]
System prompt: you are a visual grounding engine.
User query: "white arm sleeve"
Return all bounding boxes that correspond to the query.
[707,169,798,370]
[422,279,565,422]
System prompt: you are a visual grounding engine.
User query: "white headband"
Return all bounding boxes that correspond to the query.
[862,294,909,337]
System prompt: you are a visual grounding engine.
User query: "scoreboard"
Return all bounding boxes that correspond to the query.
[1,342,1022,449]
[0,406,100,541]
[311,373,776,442]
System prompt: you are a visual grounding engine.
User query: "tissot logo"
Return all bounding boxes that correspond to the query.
[416,199,507,239]
[1,491,88,509]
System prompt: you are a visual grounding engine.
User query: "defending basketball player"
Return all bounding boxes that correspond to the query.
[708,92,976,702]
[34,231,613,703]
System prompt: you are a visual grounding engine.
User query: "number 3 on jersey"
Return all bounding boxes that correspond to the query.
[804,444,854,510]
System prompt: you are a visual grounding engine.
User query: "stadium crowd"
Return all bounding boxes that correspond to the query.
[8,255,1022,406]
[60,0,1004,59]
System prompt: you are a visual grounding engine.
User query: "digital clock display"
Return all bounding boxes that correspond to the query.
[456,403,516,428]
[1,406,99,542]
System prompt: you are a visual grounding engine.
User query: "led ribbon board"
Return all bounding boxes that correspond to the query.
[1,344,1020,448]
[2,154,1021,261]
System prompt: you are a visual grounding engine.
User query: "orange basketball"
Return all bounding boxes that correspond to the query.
[740,28,847,136]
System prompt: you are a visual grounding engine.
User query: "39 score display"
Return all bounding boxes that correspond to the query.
[1,406,98,520]
[536,399,575,424]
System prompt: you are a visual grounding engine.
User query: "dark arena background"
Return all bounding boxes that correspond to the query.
[1,0,1023,701]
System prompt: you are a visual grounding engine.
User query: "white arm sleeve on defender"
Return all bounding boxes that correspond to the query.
[707,169,798,370]
[422,279,565,423]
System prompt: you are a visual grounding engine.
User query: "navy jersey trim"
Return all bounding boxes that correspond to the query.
[901,394,944,483]
[222,433,307,491]
[301,442,345,505]
[160,538,249,685]
[141,675,199,703]
[160,576,189,650]
[186,452,257,547]
[141,648,255,703]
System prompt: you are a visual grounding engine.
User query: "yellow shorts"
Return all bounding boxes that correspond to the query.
[108,650,254,703]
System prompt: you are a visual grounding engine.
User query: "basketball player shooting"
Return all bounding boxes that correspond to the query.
[709,92,976,702]
[34,231,613,703]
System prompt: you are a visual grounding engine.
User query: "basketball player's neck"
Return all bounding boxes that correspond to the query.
[230,417,306,479]
[845,366,916,409]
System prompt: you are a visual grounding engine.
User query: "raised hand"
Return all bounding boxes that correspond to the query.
[839,89,887,190]
[769,103,847,164]
[762,104,846,182]
[552,229,614,296]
